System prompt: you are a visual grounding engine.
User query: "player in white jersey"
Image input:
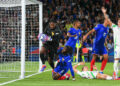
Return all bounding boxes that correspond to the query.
[102,7,120,79]
[73,62,112,80]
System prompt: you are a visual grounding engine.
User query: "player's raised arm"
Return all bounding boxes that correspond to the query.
[83,29,95,42]
[73,62,85,73]
[101,7,112,27]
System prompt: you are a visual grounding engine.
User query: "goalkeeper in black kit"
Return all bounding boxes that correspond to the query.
[39,20,62,71]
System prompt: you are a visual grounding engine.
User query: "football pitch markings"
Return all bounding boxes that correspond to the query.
[0,69,52,86]
[0,63,77,86]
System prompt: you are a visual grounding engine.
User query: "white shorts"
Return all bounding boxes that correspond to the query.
[114,46,120,59]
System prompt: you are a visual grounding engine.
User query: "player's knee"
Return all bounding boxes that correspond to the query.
[40,47,46,54]
[103,54,108,60]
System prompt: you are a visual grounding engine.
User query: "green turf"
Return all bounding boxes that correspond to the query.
[0,61,51,83]
[1,62,120,86]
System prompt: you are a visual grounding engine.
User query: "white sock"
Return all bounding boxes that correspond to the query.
[106,76,112,80]
[113,60,119,76]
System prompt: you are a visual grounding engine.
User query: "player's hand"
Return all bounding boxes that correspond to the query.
[101,7,107,14]
[83,35,87,42]
[93,65,97,70]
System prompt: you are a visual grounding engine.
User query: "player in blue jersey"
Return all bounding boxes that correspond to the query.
[52,47,75,80]
[83,9,109,73]
[62,20,82,58]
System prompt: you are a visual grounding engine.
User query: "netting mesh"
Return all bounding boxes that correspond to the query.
[0,2,40,82]
[0,0,38,7]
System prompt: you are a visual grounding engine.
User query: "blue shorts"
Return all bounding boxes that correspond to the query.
[54,62,69,76]
[92,45,108,55]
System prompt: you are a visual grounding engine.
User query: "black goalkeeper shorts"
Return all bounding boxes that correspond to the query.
[43,42,58,59]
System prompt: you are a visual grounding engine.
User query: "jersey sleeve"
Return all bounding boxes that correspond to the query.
[111,23,117,28]
[68,28,73,34]
[94,24,100,31]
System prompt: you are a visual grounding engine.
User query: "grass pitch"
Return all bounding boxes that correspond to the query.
[1,62,120,86]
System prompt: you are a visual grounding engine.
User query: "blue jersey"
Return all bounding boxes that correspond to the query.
[65,28,82,50]
[57,47,71,63]
[92,24,109,55]
[94,24,109,46]
[55,47,75,77]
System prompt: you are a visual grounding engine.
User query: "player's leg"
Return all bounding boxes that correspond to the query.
[113,59,119,79]
[52,72,61,80]
[40,46,47,71]
[100,47,108,72]
[52,72,70,80]
[91,46,99,71]
[48,46,57,69]
[113,48,120,79]
[96,73,112,80]
[52,63,70,80]
[90,54,97,71]
[48,56,54,69]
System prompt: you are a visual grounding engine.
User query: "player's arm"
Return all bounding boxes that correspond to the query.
[101,7,112,27]
[83,29,95,42]
[105,36,108,50]
[73,62,85,73]
[67,28,77,37]
[67,32,77,37]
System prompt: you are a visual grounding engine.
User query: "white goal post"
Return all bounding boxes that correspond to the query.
[0,0,43,82]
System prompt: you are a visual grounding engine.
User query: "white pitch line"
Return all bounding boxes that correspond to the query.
[0,63,77,86]
[25,69,52,78]
[0,69,51,86]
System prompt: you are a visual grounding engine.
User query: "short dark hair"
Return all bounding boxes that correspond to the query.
[73,19,80,25]
[49,19,55,23]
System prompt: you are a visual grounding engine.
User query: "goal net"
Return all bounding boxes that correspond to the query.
[0,0,42,83]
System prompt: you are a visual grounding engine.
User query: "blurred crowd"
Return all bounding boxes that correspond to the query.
[0,0,120,60]
[40,0,120,50]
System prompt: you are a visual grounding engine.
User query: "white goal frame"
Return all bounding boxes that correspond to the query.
[0,0,43,79]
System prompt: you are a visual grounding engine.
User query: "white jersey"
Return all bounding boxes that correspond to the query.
[111,24,120,47]
[111,24,120,58]
[77,71,98,79]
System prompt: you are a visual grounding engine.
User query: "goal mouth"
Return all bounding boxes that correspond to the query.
[0,0,43,84]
